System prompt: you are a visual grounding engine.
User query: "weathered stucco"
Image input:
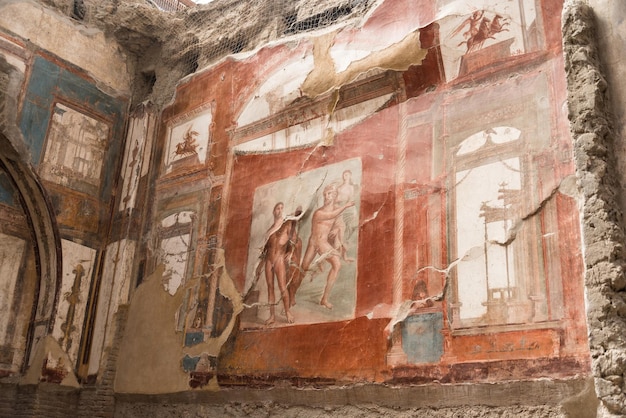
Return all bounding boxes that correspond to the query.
[115,250,243,394]
[0,0,133,95]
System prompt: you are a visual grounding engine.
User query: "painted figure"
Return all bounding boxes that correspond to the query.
[263,202,302,324]
[450,10,484,46]
[452,10,511,53]
[329,170,357,262]
[174,125,199,157]
[301,184,355,309]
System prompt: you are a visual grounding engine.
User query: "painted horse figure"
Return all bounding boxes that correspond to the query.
[174,126,199,157]
[454,11,511,53]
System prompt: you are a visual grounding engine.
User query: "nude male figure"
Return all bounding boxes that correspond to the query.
[263,202,296,325]
[301,184,355,309]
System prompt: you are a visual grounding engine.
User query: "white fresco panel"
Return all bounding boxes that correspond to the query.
[165,110,212,173]
[40,103,109,193]
[455,158,521,320]
[119,113,155,212]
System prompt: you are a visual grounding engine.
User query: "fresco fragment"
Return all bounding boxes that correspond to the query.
[242,159,361,327]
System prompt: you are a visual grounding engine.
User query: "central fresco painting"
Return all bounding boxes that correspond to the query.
[243,159,361,327]
[114,0,591,394]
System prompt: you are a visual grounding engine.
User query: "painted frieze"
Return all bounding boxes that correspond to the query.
[438,0,541,82]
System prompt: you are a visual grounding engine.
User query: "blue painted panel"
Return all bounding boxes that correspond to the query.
[181,355,200,372]
[401,312,444,364]
[25,57,60,101]
[0,172,17,206]
[19,102,50,165]
[19,55,127,200]
[184,332,204,347]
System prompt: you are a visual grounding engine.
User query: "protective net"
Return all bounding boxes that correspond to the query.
[155,0,374,79]
[76,0,375,105]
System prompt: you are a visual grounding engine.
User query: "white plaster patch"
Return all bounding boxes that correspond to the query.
[237,56,315,126]
[161,234,191,296]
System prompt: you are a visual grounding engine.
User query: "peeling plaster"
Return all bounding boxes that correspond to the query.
[115,249,241,393]
[491,176,575,248]
[302,29,427,98]
[21,335,80,387]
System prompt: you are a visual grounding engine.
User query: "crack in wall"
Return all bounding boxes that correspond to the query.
[490,178,567,248]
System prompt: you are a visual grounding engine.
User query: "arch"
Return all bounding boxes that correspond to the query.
[0,130,62,368]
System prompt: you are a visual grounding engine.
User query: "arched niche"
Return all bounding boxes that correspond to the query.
[0,130,61,371]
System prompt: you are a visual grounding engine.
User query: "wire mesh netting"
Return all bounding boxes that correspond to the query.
[75,0,376,105]
[154,0,374,78]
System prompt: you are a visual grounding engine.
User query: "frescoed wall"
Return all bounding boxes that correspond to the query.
[8,52,129,380]
[112,0,589,395]
[4,0,626,414]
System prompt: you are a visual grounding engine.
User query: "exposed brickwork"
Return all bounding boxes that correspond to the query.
[0,306,128,418]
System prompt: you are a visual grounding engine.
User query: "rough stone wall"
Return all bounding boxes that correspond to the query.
[562,1,626,416]
[0,383,80,417]
[115,403,569,418]
[0,0,133,94]
[113,378,597,417]
[587,0,626,216]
